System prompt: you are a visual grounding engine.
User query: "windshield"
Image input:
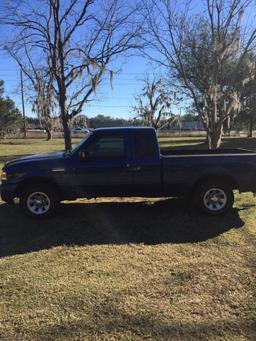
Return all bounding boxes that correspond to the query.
[71,132,93,154]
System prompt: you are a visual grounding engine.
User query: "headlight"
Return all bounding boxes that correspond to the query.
[0,170,7,182]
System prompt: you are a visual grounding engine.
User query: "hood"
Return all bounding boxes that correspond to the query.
[5,151,65,168]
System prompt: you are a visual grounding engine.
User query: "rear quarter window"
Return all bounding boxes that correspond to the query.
[134,133,158,158]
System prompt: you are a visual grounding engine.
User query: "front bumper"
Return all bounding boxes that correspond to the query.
[0,183,18,204]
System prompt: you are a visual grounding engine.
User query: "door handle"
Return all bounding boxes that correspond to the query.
[130,166,141,171]
[126,164,141,171]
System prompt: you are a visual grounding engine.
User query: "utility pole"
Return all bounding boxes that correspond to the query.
[20,69,27,138]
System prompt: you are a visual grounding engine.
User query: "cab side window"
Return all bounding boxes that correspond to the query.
[86,135,125,159]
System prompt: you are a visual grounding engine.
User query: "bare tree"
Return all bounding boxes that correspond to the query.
[8,49,56,141]
[33,73,55,141]
[143,0,256,148]
[5,44,56,140]
[133,77,179,130]
[2,0,143,150]
[238,53,256,137]
[72,114,88,128]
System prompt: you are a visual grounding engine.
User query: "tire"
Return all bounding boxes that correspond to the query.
[20,183,58,218]
[194,180,234,215]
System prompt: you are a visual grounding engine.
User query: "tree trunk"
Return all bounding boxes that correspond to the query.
[59,92,72,151]
[207,129,222,149]
[45,127,52,141]
[248,113,253,138]
[225,116,231,134]
[62,114,72,151]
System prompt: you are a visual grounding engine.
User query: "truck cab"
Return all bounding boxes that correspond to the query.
[1,128,162,217]
[69,127,161,198]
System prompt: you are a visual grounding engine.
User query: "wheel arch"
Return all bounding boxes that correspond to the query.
[16,177,62,199]
[193,173,239,193]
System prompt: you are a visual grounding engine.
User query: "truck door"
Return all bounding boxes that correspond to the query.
[130,132,162,196]
[71,132,134,197]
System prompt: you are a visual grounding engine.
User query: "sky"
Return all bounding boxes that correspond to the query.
[0,0,172,121]
[0,49,154,120]
[0,0,254,121]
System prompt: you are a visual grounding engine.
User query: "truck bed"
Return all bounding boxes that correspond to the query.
[161,147,256,196]
[161,148,256,156]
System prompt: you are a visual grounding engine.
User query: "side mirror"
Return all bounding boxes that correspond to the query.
[78,149,87,160]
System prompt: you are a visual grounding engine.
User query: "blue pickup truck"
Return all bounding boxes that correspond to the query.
[1,127,256,218]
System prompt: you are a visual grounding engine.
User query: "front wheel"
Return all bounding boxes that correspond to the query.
[20,184,58,218]
[194,181,234,215]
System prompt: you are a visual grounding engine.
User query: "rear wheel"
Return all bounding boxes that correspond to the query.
[194,181,234,215]
[20,184,58,218]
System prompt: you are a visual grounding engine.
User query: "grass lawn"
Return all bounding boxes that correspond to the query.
[0,137,255,340]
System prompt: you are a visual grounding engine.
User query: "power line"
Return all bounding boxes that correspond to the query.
[0,69,149,74]
[86,104,132,108]
[2,81,145,87]
[2,77,147,82]
[1,77,156,81]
